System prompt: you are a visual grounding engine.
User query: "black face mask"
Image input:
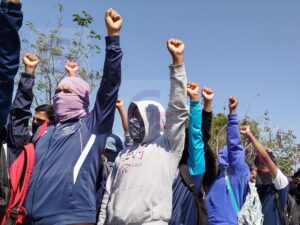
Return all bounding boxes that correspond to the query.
[31,122,39,135]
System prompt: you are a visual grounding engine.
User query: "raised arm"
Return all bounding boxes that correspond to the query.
[227,97,247,170]
[201,87,214,143]
[0,0,23,129]
[186,81,205,175]
[86,8,123,134]
[116,98,133,147]
[64,61,79,77]
[7,54,39,162]
[165,39,189,160]
[240,125,278,179]
[201,87,218,188]
[116,98,128,134]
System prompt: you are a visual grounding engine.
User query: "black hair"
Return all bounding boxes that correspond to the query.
[35,104,54,121]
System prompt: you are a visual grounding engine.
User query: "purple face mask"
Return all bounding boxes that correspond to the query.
[53,77,90,123]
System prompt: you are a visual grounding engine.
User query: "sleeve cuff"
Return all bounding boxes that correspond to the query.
[1,1,22,10]
[105,35,120,46]
[21,72,35,78]
[228,114,238,124]
[169,64,185,76]
[273,168,289,190]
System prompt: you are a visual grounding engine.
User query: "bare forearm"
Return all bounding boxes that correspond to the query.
[117,106,129,134]
[247,133,278,177]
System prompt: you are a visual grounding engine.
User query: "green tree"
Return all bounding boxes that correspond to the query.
[209,111,300,175]
[21,4,102,106]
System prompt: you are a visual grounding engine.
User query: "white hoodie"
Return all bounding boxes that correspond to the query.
[98,64,188,225]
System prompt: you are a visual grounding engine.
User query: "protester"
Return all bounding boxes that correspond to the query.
[240,125,289,225]
[206,97,250,225]
[98,38,188,225]
[169,84,214,225]
[32,104,54,134]
[23,8,123,225]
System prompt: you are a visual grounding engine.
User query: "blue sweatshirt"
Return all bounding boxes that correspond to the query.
[0,2,23,131]
[206,114,250,225]
[169,100,205,225]
[23,36,122,225]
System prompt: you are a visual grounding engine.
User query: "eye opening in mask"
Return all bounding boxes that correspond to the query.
[55,86,74,94]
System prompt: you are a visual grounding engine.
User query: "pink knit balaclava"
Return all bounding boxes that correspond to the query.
[52,77,90,123]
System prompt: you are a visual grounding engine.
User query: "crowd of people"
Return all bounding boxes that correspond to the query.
[1,1,300,225]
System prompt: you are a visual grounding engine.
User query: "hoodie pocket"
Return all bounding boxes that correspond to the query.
[112,186,153,223]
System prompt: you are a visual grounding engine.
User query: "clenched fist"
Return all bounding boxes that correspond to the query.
[116,98,124,109]
[202,87,214,102]
[167,39,184,65]
[240,125,251,137]
[23,54,39,75]
[105,8,122,36]
[228,96,238,115]
[187,82,199,101]
[65,61,79,77]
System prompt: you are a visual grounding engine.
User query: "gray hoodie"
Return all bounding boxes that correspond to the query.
[98,64,188,225]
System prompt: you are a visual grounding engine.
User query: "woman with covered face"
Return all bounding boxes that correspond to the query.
[98,39,189,225]
[23,8,123,225]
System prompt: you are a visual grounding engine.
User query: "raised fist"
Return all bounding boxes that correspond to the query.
[167,39,184,65]
[202,87,214,102]
[187,82,199,101]
[105,8,122,36]
[65,61,79,77]
[240,125,251,137]
[23,54,39,75]
[116,98,124,109]
[228,96,238,114]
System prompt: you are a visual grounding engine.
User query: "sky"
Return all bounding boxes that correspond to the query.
[21,0,300,141]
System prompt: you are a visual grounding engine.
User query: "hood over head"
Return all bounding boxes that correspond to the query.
[128,100,165,144]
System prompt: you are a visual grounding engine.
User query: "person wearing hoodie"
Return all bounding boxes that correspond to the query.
[206,97,250,225]
[23,8,123,225]
[240,125,289,225]
[98,38,189,225]
[169,84,214,225]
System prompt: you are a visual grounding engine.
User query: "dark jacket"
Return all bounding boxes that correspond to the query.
[6,73,34,165]
[0,1,23,131]
[23,36,123,225]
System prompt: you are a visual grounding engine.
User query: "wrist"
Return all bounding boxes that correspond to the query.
[68,72,77,77]
[25,66,35,75]
[172,55,183,65]
[203,99,212,106]
[229,109,236,115]
[189,95,199,101]
[108,30,120,37]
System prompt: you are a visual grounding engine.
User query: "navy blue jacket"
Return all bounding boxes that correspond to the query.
[23,36,123,225]
[0,1,23,131]
[7,73,34,164]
